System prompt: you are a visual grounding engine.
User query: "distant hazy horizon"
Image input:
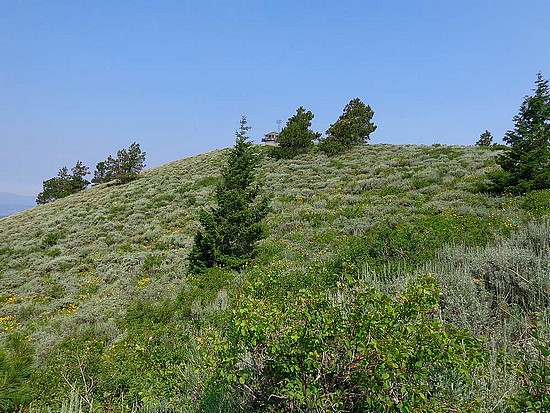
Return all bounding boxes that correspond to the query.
[0,192,35,217]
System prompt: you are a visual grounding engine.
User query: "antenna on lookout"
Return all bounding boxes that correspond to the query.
[276,119,282,132]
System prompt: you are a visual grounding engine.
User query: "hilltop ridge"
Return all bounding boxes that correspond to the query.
[1,144,501,345]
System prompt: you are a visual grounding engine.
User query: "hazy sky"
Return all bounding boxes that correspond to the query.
[2,1,549,195]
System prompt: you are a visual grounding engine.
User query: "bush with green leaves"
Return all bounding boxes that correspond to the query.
[522,189,550,219]
[188,116,270,273]
[356,218,549,412]
[92,142,146,185]
[489,73,550,193]
[319,98,376,155]
[209,275,486,412]
[33,296,203,412]
[0,334,34,412]
[270,106,321,159]
[36,161,90,204]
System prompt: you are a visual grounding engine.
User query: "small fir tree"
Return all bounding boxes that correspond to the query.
[188,116,270,273]
[489,73,550,193]
[271,106,321,159]
[476,130,493,147]
[319,98,376,155]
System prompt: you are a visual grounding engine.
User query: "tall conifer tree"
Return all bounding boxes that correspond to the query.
[188,116,270,273]
[490,73,550,193]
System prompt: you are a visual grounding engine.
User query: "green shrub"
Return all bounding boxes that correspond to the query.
[0,334,34,412]
[42,230,65,247]
[326,212,500,277]
[142,254,165,274]
[178,266,232,318]
[423,146,463,160]
[522,190,550,218]
[210,275,487,412]
[46,248,61,257]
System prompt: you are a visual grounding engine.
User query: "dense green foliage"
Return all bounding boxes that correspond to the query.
[319,98,376,155]
[489,73,550,193]
[0,334,34,412]
[213,275,486,412]
[270,107,321,159]
[0,143,548,412]
[476,130,493,147]
[36,161,90,204]
[92,142,146,185]
[188,117,270,272]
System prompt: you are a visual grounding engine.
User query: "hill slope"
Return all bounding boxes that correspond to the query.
[0,144,548,411]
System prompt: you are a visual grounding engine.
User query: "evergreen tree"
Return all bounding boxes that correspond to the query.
[69,161,91,192]
[36,161,90,204]
[188,116,270,273]
[476,130,493,147]
[271,106,321,159]
[117,142,146,183]
[92,160,110,184]
[92,142,146,185]
[489,73,550,193]
[319,98,376,155]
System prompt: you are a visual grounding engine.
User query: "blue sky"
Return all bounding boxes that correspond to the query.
[2,1,549,195]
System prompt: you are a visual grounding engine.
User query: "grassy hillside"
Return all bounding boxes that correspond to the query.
[0,144,548,412]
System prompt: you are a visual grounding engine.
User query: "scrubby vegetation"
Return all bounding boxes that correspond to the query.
[0,334,34,411]
[214,275,488,412]
[1,141,549,412]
